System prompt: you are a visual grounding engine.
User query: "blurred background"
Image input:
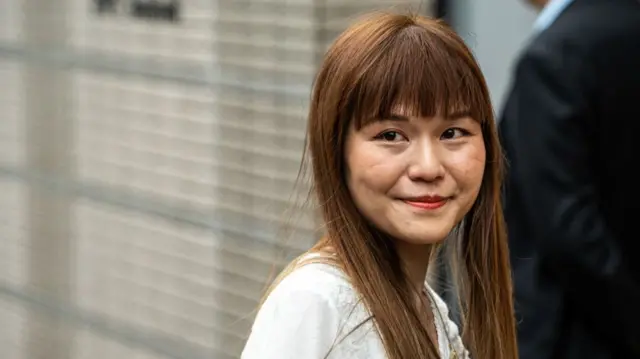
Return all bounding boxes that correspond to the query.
[0,1,536,358]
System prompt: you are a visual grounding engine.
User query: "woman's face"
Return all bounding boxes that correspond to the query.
[345,110,486,245]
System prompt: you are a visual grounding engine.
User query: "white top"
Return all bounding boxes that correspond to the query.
[242,261,470,359]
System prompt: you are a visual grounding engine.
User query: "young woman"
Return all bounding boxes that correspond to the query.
[241,11,518,359]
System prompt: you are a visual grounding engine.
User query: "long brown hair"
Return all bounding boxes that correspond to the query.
[266,11,517,359]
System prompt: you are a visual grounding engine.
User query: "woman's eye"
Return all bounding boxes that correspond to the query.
[375,131,407,142]
[441,127,469,140]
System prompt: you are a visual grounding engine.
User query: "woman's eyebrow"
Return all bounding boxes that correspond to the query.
[386,114,410,121]
[380,110,472,122]
[446,110,472,120]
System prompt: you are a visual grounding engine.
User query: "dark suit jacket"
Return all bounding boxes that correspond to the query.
[499,1,640,358]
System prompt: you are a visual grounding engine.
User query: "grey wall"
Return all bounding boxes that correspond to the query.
[450,0,538,112]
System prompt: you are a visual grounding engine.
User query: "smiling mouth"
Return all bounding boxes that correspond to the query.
[402,196,450,210]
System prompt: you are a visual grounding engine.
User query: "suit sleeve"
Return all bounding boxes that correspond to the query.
[501,46,640,352]
[241,282,340,359]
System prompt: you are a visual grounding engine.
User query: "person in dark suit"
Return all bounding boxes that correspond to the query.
[499,0,640,358]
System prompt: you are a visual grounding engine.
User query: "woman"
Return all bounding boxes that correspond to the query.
[241,11,518,359]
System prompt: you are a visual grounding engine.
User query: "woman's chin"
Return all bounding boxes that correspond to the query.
[393,227,453,245]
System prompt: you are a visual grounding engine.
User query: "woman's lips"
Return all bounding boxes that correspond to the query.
[403,196,449,210]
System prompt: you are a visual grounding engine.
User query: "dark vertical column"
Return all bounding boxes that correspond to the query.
[435,0,450,20]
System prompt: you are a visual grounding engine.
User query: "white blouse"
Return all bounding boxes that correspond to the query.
[242,262,470,359]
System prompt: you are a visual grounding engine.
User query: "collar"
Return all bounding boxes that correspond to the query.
[533,0,575,33]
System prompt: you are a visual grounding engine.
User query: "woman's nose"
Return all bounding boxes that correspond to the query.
[406,141,445,182]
